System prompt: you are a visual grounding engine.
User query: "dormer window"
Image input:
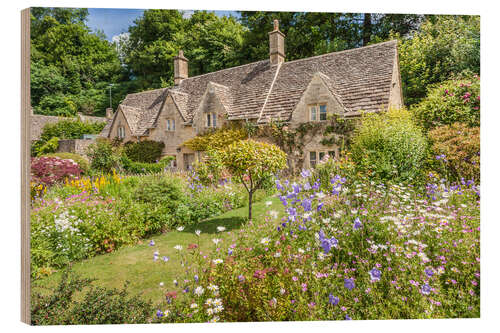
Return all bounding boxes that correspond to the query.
[206,113,217,127]
[166,119,175,131]
[309,104,327,121]
[117,126,125,139]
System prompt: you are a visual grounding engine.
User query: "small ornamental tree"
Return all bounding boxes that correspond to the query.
[218,139,287,220]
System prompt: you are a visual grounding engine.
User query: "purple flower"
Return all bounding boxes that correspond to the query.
[301,169,311,178]
[344,278,355,290]
[317,202,324,211]
[421,283,431,295]
[194,275,199,283]
[275,180,284,191]
[238,275,245,282]
[328,294,339,305]
[369,268,381,282]
[162,256,169,262]
[156,310,164,318]
[301,198,312,212]
[149,240,155,246]
[353,217,362,230]
[424,267,434,277]
[318,229,338,254]
[345,314,352,320]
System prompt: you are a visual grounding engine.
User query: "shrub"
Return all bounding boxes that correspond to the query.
[428,123,480,182]
[31,270,154,325]
[120,155,174,174]
[43,152,90,173]
[86,139,121,173]
[192,150,228,187]
[31,156,82,186]
[183,126,248,152]
[313,152,356,191]
[412,75,480,130]
[351,108,427,182]
[33,136,59,156]
[123,140,165,163]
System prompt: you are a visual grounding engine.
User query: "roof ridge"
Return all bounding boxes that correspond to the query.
[125,87,169,97]
[257,62,282,122]
[315,71,351,113]
[282,40,398,66]
[179,59,269,82]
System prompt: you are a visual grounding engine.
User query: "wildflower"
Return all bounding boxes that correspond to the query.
[260,237,271,245]
[194,275,199,283]
[424,267,434,277]
[209,316,220,323]
[369,268,381,282]
[162,256,169,262]
[269,298,277,308]
[421,283,432,295]
[190,303,198,309]
[173,279,178,286]
[194,286,204,296]
[280,288,286,295]
[344,278,355,291]
[301,283,308,292]
[207,284,219,294]
[353,217,363,230]
[174,245,183,251]
[176,226,185,232]
[213,259,223,265]
[149,240,155,246]
[212,238,222,245]
[217,226,226,232]
[195,230,201,236]
[205,298,213,306]
[265,201,273,207]
[159,282,164,287]
[238,275,245,282]
[156,310,164,318]
[301,169,311,178]
[187,243,198,250]
[329,294,339,305]
[345,314,352,320]
[301,198,312,212]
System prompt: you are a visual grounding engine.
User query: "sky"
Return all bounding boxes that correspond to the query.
[86,8,240,41]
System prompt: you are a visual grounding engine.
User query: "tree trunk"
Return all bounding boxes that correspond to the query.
[363,13,372,46]
[248,190,253,221]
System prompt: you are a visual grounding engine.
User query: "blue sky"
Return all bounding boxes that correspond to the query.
[86,8,240,41]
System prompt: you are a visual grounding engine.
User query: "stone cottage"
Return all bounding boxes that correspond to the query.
[100,20,403,170]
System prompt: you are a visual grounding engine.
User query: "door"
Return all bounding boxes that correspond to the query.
[183,153,195,171]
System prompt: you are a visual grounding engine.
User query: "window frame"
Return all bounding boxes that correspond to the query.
[309,149,338,168]
[166,119,175,131]
[117,126,125,139]
[206,113,217,128]
[309,103,327,122]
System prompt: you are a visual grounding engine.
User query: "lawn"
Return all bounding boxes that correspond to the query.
[32,195,285,302]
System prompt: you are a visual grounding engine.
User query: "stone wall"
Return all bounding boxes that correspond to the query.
[57,139,95,155]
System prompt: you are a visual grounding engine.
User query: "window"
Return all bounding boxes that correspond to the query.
[310,106,317,121]
[309,104,327,121]
[310,151,317,168]
[319,105,327,121]
[206,113,217,127]
[309,149,337,168]
[166,119,175,131]
[117,126,125,139]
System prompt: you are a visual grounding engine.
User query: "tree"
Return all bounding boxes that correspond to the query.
[30,7,124,116]
[218,140,287,220]
[395,15,480,106]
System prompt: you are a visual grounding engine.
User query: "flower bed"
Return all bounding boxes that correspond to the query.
[153,172,480,322]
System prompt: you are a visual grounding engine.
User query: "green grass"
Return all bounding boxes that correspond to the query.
[32,196,284,303]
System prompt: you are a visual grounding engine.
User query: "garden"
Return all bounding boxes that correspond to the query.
[28,11,480,325]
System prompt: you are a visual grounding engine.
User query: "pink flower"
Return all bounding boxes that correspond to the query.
[301,283,307,292]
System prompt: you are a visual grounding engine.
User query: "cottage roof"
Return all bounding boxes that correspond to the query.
[108,40,398,136]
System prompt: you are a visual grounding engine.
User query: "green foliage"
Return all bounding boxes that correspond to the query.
[42,152,90,173]
[40,119,106,141]
[192,150,227,186]
[86,140,121,173]
[31,269,153,325]
[123,140,165,163]
[396,15,480,106]
[217,139,287,220]
[120,155,173,174]
[30,7,124,116]
[351,108,428,181]
[428,123,480,182]
[412,75,480,130]
[184,126,248,152]
[35,136,59,156]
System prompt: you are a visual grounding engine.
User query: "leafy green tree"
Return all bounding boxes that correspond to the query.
[217,140,287,220]
[395,15,480,106]
[30,7,124,116]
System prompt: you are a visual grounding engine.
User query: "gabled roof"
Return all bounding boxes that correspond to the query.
[111,40,398,135]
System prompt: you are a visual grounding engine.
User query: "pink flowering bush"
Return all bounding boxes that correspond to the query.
[153,172,480,322]
[411,75,480,130]
[31,156,82,186]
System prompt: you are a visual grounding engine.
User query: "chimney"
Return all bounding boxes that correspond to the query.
[269,19,285,65]
[106,108,114,120]
[174,50,189,85]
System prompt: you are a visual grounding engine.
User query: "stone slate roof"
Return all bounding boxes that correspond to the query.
[110,40,398,135]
